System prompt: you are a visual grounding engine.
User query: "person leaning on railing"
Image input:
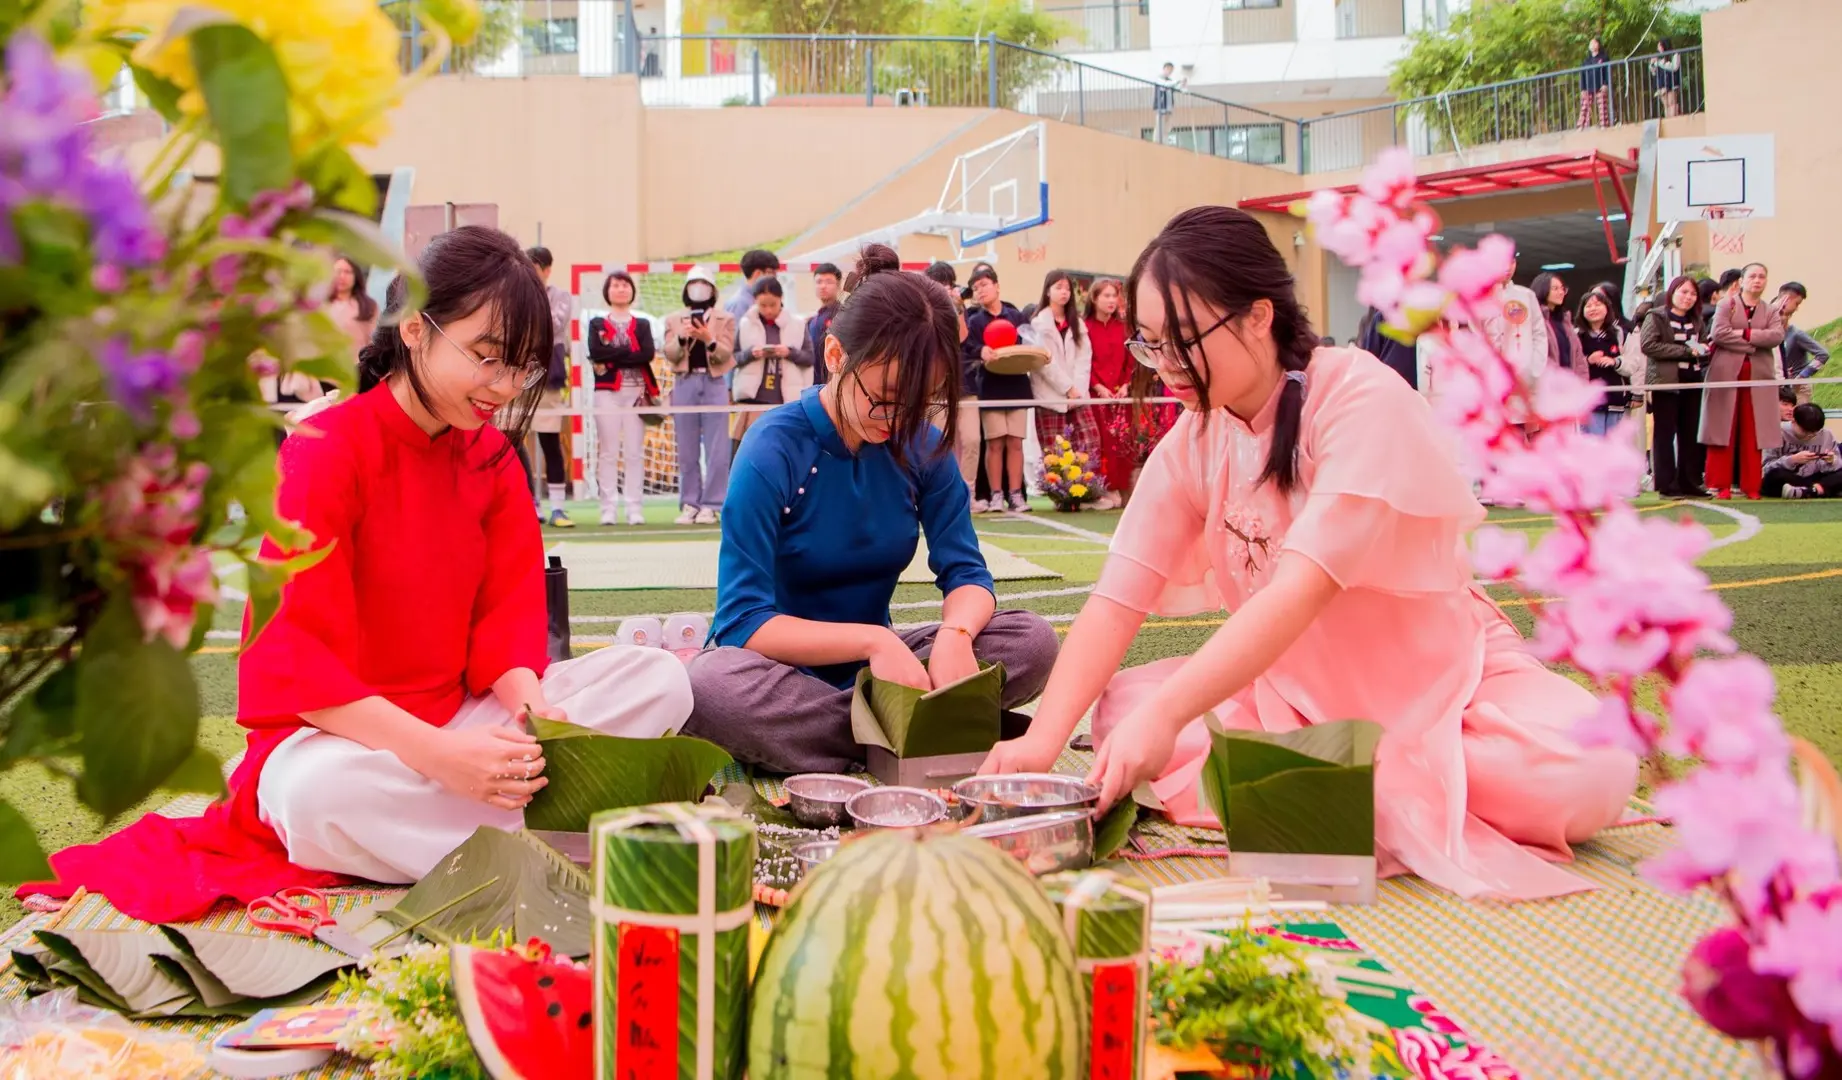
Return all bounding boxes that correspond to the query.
[1649,39,1683,118]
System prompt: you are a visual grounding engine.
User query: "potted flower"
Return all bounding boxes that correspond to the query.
[1037,436,1107,512]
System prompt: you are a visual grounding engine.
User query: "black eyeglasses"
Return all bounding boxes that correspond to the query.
[1126,310,1235,370]
[852,370,947,423]
[425,314,546,391]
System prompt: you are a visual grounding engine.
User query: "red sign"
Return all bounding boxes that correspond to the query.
[1090,962,1139,1080]
[616,923,680,1079]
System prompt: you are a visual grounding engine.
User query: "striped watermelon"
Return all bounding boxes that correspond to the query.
[749,828,1086,1079]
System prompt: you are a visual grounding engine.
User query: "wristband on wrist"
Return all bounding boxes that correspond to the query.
[940,625,974,642]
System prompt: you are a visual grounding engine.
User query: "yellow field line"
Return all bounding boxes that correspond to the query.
[1488,502,1679,526]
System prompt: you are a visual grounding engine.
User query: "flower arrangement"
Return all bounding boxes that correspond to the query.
[1150,930,1373,1078]
[0,0,477,879]
[1038,436,1108,511]
[335,941,485,1080]
[1309,148,1842,1078]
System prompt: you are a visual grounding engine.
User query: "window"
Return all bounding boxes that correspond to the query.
[1140,123,1286,166]
[526,18,578,55]
[1222,0,1282,9]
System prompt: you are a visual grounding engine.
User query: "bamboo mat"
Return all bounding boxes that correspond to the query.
[4,759,1746,1079]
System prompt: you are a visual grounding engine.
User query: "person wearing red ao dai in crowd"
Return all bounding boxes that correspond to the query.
[22,227,693,923]
[978,207,1637,901]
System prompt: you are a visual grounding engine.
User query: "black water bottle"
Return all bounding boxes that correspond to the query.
[545,555,570,662]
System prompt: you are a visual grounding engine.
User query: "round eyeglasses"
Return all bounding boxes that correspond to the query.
[425,314,546,391]
[1125,310,1235,370]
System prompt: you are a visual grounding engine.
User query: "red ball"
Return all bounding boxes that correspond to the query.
[982,319,1019,349]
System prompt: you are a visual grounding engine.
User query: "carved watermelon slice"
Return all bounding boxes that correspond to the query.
[452,939,593,1080]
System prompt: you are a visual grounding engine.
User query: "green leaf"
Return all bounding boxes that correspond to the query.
[241,544,335,650]
[290,210,407,279]
[289,352,357,387]
[299,146,378,217]
[159,744,227,799]
[2,662,80,764]
[188,23,294,206]
[158,924,351,1000]
[1092,798,1141,862]
[521,717,733,833]
[415,0,487,46]
[131,67,186,123]
[36,930,192,1014]
[1199,718,1380,858]
[0,799,52,883]
[849,662,1005,757]
[73,600,202,818]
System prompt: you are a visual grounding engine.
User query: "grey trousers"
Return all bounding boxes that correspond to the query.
[682,609,1060,774]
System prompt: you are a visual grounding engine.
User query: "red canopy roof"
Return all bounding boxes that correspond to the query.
[1238,151,1638,214]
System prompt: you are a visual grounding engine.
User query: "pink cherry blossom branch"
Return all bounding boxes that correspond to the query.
[1308,149,1842,1075]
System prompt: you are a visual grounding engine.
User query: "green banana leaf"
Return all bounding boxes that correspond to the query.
[347,826,593,957]
[1197,716,1380,858]
[1093,799,1142,862]
[34,930,189,1014]
[849,661,1005,757]
[521,716,734,833]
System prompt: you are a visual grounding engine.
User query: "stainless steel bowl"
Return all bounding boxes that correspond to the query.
[963,810,1095,875]
[783,773,873,828]
[845,786,948,830]
[951,773,1101,824]
[793,839,840,875]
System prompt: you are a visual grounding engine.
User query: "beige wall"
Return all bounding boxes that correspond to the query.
[1702,0,1842,326]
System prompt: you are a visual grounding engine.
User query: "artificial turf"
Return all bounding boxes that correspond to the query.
[4,491,1839,926]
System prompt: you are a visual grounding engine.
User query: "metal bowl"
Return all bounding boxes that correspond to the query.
[793,839,840,875]
[951,773,1101,824]
[845,786,948,830]
[963,810,1095,875]
[783,773,873,829]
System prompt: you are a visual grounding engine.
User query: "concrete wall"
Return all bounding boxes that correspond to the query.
[1701,0,1841,325]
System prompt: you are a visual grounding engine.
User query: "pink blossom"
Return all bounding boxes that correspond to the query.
[1682,926,1800,1041]
[1357,147,1419,211]
[1572,694,1657,757]
[1468,525,1527,581]
[169,410,201,440]
[1530,367,1604,426]
[129,546,217,649]
[248,353,279,378]
[90,263,125,292]
[1437,235,1515,306]
[1662,657,1789,770]
[1755,894,1842,1035]
[171,329,206,372]
[1645,767,1808,895]
[208,253,241,293]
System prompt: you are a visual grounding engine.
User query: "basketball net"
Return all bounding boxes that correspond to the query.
[1703,206,1753,257]
[1014,226,1048,264]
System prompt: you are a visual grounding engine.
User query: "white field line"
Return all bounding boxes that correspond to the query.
[1683,500,1763,550]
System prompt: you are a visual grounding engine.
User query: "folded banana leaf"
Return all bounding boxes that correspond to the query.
[849,661,1005,757]
[1197,716,1381,857]
[521,715,735,833]
[341,826,593,958]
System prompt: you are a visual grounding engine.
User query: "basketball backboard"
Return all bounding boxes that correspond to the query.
[939,122,1050,249]
[1656,134,1775,221]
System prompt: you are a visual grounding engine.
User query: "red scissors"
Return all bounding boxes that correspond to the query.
[247,886,336,939]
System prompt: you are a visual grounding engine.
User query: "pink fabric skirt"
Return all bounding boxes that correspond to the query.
[1094,617,1637,901]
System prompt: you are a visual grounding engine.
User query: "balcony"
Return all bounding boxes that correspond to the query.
[1335,0,1405,39]
[1221,0,1295,46]
[1044,2,1151,54]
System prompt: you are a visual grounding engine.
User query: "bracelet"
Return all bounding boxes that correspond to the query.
[939,625,975,642]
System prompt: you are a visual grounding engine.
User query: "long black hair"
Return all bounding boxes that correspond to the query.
[1037,269,1085,345]
[1578,283,1624,334]
[1126,205,1317,493]
[826,243,962,465]
[333,255,378,321]
[357,225,552,453]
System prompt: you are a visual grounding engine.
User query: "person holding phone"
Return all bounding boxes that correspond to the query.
[662,267,737,524]
[732,277,811,447]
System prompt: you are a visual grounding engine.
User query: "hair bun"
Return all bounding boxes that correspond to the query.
[844,243,902,292]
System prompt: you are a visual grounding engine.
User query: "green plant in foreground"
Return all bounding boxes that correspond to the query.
[335,939,494,1080]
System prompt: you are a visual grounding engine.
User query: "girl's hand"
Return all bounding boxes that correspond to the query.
[925,630,980,690]
[1093,385,1113,399]
[868,630,931,691]
[408,725,548,812]
[1086,710,1179,811]
[977,729,1062,776]
[981,346,997,363]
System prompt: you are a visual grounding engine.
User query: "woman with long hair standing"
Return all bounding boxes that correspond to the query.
[1641,275,1713,497]
[1029,269,1098,469]
[327,254,378,357]
[26,226,693,922]
[1576,284,1637,436]
[1701,262,1787,499]
[1578,36,1612,128]
[587,270,657,526]
[684,245,1058,773]
[978,207,1635,902]
[1087,277,1135,507]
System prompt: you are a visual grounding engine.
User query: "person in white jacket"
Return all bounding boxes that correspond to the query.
[1482,253,1549,429]
[731,277,812,447]
[1029,271,1099,469]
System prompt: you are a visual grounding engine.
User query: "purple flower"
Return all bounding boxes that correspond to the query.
[100,338,183,422]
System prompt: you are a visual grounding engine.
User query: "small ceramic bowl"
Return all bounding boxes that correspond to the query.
[792,839,841,875]
[783,773,873,829]
[845,786,949,830]
[951,773,1101,824]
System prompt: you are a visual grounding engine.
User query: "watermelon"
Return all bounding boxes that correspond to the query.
[750,828,1086,1079]
[452,939,593,1080]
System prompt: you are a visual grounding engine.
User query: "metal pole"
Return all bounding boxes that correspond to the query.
[1077,63,1085,125]
[621,0,638,74]
[865,43,876,106]
[752,47,762,106]
[987,33,999,108]
[410,9,424,71]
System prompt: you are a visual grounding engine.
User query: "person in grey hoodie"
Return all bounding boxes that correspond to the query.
[1763,402,1842,498]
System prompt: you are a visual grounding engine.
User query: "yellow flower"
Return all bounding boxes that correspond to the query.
[1064,467,1082,482]
[1074,452,1090,465]
[90,0,417,151]
[1069,484,1088,498]
[1055,437,1072,451]
[1057,453,1076,469]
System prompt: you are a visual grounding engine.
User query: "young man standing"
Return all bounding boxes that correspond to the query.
[1775,282,1829,405]
[1152,61,1185,144]
[805,262,843,388]
[963,266,1031,513]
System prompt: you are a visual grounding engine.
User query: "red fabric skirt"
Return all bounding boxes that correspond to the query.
[1035,405,1100,459]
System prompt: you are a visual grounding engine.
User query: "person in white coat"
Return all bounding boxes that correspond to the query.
[732,277,812,447]
[1482,253,1549,431]
[1029,270,1099,463]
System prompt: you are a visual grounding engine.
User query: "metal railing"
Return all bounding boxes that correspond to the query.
[1042,2,1152,53]
[1334,0,1405,40]
[1221,1,1296,46]
[1298,46,1704,173]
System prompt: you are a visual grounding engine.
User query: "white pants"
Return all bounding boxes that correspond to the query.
[256,647,693,883]
[594,387,648,514]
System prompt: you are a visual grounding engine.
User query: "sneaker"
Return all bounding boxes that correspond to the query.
[1008,492,1031,513]
[982,498,1007,514]
[674,506,698,525]
[546,508,576,528]
[969,497,988,513]
[599,509,618,526]
[627,507,647,526]
[693,507,718,525]
[1784,486,1808,499]
[1715,489,1732,501]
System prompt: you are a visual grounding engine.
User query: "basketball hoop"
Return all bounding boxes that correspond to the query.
[1702,205,1754,256]
[1015,227,1048,263]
